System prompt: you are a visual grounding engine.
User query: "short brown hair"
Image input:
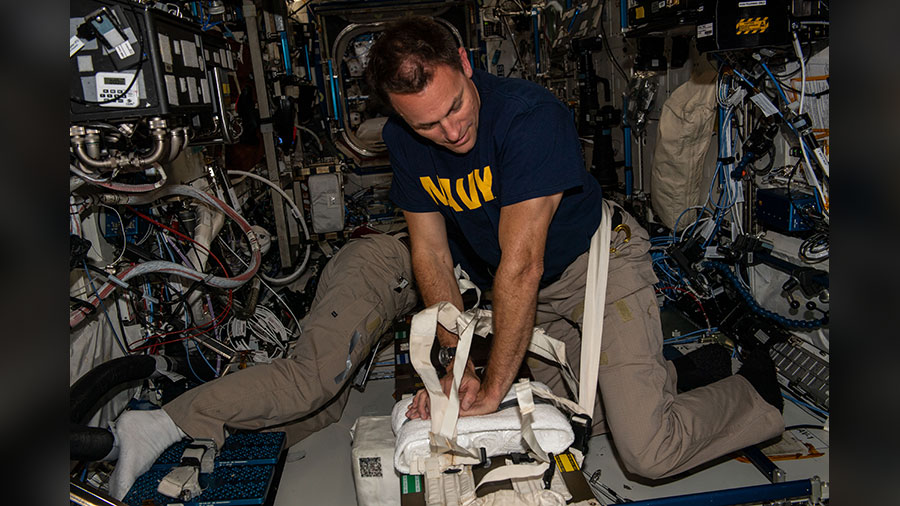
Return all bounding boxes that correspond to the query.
[365,15,462,106]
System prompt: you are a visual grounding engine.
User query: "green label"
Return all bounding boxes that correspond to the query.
[401,474,421,494]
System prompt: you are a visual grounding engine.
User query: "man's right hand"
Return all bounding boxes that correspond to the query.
[406,359,481,420]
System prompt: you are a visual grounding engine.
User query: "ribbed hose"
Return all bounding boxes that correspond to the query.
[70,424,115,462]
[704,261,828,330]
[70,355,160,425]
[70,184,262,328]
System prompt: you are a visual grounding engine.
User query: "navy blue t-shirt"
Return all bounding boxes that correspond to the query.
[386,69,603,289]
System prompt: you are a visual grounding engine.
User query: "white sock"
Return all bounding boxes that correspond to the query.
[108,409,187,500]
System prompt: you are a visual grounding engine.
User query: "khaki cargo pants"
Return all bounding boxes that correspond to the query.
[163,233,418,447]
[528,202,783,479]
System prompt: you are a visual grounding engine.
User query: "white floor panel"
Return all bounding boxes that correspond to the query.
[273,379,398,505]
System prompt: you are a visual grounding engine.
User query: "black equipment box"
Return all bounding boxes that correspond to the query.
[696,0,792,53]
[70,0,234,125]
[627,0,704,32]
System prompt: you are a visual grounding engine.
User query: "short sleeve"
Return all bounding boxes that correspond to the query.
[384,119,439,213]
[496,102,585,206]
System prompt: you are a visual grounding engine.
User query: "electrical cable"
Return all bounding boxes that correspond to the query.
[655,285,711,330]
[791,31,807,114]
[75,163,170,194]
[296,124,324,152]
[70,163,115,184]
[228,169,311,286]
[216,236,303,334]
[785,424,827,432]
[111,289,135,354]
[82,260,129,356]
[597,4,629,82]
[98,204,128,268]
[92,184,261,289]
[501,15,528,79]
[183,338,207,383]
[782,391,828,419]
[129,286,232,352]
[758,62,828,216]
[124,211,234,348]
[70,188,252,337]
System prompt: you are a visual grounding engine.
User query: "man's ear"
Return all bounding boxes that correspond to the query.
[458,47,473,78]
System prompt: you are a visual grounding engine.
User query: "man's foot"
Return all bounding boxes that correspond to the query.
[108,408,186,500]
[672,343,733,392]
[737,346,784,413]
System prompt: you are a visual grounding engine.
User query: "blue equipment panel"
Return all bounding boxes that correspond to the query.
[151,432,286,469]
[755,187,817,234]
[123,431,286,506]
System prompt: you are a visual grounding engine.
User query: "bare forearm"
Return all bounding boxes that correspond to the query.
[481,262,542,400]
[412,248,465,347]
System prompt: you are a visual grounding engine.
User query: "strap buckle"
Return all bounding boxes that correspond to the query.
[610,224,631,254]
[570,413,592,455]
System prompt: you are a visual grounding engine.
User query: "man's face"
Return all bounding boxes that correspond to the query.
[388,48,481,154]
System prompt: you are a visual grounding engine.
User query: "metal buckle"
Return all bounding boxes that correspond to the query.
[610,224,631,254]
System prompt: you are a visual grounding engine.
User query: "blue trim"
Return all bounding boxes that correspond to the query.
[280,32,292,76]
[624,479,815,506]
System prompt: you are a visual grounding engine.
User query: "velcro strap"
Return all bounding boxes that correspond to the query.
[157,466,201,500]
[183,439,216,474]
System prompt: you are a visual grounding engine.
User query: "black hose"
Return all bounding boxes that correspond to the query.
[70,355,162,425]
[71,424,115,462]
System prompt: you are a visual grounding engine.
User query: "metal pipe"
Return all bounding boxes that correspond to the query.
[167,127,187,162]
[134,117,169,166]
[740,445,786,483]
[70,480,127,506]
[84,129,102,160]
[71,118,170,170]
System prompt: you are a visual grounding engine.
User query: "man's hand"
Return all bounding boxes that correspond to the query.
[406,359,481,420]
[458,386,504,417]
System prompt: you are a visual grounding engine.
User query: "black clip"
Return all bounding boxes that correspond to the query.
[542,453,556,489]
[478,447,491,469]
[571,414,592,455]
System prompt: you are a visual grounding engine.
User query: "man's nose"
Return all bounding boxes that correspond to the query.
[440,117,463,143]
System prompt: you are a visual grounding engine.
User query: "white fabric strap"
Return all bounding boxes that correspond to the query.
[526,328,579,397]
[455,264,482,307]
[578,200,614,414]
[410,302,480,445]
[514,379,549,463]
[424,464,476,506]
[528,382,590,418]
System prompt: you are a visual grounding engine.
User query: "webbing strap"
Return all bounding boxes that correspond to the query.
[526,328,579,396]
[515,379,549,463]
[409,302,480,448]
[474,461,551,491]
[578,200,614,415]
